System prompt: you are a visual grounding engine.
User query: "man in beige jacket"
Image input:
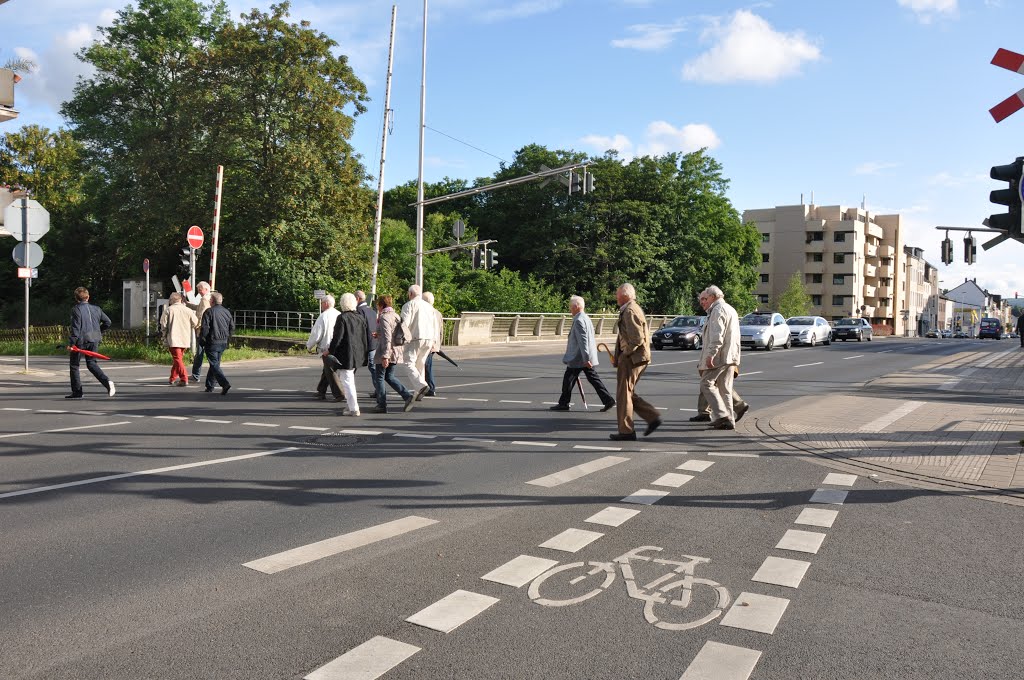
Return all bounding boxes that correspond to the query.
[161,292,199,386]
[188,281,212,382]
[698,285,741,430]
[610,283,661,441]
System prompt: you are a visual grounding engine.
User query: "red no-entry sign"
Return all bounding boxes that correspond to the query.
[187,225,204,249]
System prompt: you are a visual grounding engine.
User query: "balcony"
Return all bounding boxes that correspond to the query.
[864,242,878,258]
[864,263,877,278]
[805,239,825,253]
[863,285,877,298]
[866,223,884,239]
[803,261,825,274]
[878,244,895,258]
[876,286,891,298]
[832,260,857,275]
[862,305,876,317]
[877,265,893,278]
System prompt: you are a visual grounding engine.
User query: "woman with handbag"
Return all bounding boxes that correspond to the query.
[369,294,416,414]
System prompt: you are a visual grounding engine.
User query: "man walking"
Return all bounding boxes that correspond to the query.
[355,290,379,396]
[162,292,199,386]
[690,289,748,423]
[400,284,437,400]
[697,285,741,430]
[551,295,615,412]
[199,291,234,395]
[610,283,660,440]
[67,286,115,399]
[306,294,341,400]
[188,281,212,382]
[1016,312,1024,348]
[421,291,444,398]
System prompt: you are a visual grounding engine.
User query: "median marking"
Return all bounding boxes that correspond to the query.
[406,590,499,633]
[526,455,628,488]
[304,636,420,680]
[0,420,130,441]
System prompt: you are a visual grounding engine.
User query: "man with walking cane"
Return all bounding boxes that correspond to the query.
[550,295,615,413]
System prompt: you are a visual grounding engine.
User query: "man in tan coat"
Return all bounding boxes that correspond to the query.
[610,283,661,441]
[161,292,199,386]
[698,285,741,430]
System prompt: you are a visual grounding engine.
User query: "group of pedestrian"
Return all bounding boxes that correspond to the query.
[307,285,443,416]
[550,282,746,441]
[159,282,233,394]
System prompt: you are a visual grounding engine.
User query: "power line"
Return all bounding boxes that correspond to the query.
[424,125,507,164]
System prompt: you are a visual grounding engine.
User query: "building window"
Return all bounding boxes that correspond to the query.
[812,274,822,283]
[761,233,770,243]
[762,253,770,263]
[811,295,822,305]
[834,232,846,243]
[832,295,845,306]
[833,274,845,285]
[759,295,770,303]
[761,274,769,283]
[807,231,823,242]
[811,253,823,262]
[834,253,845,264]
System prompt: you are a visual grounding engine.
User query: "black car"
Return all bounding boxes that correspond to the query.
[651,315,706,350]
[832,317,873,342]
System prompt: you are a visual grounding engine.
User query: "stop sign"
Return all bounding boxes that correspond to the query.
[187,225,204,249]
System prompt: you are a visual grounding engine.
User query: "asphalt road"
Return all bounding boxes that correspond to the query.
[0,337,1021,679]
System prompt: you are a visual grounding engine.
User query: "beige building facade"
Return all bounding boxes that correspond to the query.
[903,246,941,336]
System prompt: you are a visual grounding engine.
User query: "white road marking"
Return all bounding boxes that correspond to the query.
[270,388,299,392]
[74,411,107,416]
[405,590,499,633]
[539,528,604,553]
[574,445,621,452]
[810,488,848,505]
[457,398,488,402]
[36,409,67,414]
[878,349,894,353]
[257,366,309,372]
[442,377,536,389]
[134,376,169,381]
[621,489,670,505]
[512,440,557,447]
[0,446,298,500]
[526,455,629,488]
[500,400,532,404]
[822,472,857,486]
[0,420,130,441]
[243,422,279,428]
[304,636,420,680]
[1,407,30,411]
[859,400,924,433]
[244,515,438,574]
[155,415,188,421]
[238,387,264,391]
[481,555,560,587]
[708,452,760,458]
[680,407,698,412]
[679,641,762,680]
[452,436,495,443]
[741,371,763,376]
[585,506,641,527]
[651,472,694,488]
[289,426,329,432]
[843,355,864,360]
[775,529,827,554]
[394,433,437,439]
[197,418,232,424]
[751,556,811,589]
[792,362,823,368]
[794,508,838,528]
[115,414,147,418]
[677,460,714,472]
[719,592,790,635]
[339,429,382,436]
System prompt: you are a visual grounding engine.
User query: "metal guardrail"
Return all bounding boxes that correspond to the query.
[233,310,318,333]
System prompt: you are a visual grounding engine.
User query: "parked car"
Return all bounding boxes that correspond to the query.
[832,317,873,342]
[924,329,939,338]
[953,330,969,338]
[651,315,706,350]
[739,312,791,351]
[787,316,832,346]
[1009,332,1019,339]
[940,329,953,338]
[978,317,1003,340]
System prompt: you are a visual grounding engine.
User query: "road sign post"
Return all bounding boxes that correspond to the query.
[143,258,151,345]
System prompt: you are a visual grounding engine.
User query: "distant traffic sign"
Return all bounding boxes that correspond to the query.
[143,257,150,273]
[12,241,43,268]
[3,199,50,241]
[187,225,204,249]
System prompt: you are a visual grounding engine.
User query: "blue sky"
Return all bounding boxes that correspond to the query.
[6,0,1024,298]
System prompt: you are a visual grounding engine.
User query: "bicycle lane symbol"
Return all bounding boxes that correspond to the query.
[527,545,731,631]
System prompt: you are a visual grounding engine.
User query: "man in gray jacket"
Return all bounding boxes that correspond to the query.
[550,296,615,412]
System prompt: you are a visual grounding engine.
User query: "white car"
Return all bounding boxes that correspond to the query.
[787,315,832,346]
[739,312,792,351]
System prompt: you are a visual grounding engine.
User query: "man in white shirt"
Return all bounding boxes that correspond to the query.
[306,294,342,400]
[400,284,437,399]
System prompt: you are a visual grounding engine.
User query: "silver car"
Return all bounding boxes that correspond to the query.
[787,315,832,346]
[739,312,792,351]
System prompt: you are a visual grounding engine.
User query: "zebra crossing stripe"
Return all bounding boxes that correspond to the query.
[304,636,420,680]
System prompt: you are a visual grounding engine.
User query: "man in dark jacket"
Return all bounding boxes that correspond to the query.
[1016,312,1024,348]
[67,286,115,399]
[355,290,378,396]
[199,291,235,394]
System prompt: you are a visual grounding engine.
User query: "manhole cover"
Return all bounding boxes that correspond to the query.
[305,432,364,448]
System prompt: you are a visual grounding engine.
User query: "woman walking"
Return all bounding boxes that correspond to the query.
[161,292,198,386]
[327,293,368,416]
[369,294,416,414]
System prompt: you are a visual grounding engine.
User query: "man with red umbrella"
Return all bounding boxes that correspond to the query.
[67,286,115,399]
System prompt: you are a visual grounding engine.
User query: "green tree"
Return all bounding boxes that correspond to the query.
[774,271,812,318]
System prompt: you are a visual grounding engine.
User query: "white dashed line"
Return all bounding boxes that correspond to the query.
[339,429,383,436]
[155,415,188,421]
[457,398,488,402]
[289,426,329,432]
[775,529,827,554]
[196,418,232,424]
[441,377,535,389]
[304,636,420,680]
[708,452,760,458]
[650,472,694,488]
[481,555,560,588]
[512,440,557,447]
[243,422,279,428]
[810,488,848,505]
[394,433,437,439]
[36,409,67,414]
[792,362,823,368]
[822,472,857,486]
[751,556,811,588]
[526,456,629,487]
[677,460,714,472]
[720,592,790,635]
[573,445,621,452]
[500,400,532,404]
[238,387,264,391]
[585,506,641,527]
[257,367,309,372]
[0,421,131,441]
[2,407,29,411]
[794,508,838,528]
[621,489,670,505]
[405,590,499,633]
[742,371,763,376]
[843,355,864,360]
[270,389,299,392]
[679,641,761,680]
[452,436,496,443]
[539,528,604,553]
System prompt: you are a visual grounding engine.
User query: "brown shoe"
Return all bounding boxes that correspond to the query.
[710,417,735,430]
[643,419,662,437]
[609,432,637,441]
[734,402,750,422]
[689,413,712,422]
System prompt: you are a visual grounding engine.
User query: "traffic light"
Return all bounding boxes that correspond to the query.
[585,171,595,194]
[964,234,977,265]
[941,237,953,265]
[486,249,499,270]
[471,247,481,270]
[989,157,1024,237]
[179,244,192,276]
[569,170,582,194]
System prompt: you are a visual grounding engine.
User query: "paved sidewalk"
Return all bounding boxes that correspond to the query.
[738,346,1024,504]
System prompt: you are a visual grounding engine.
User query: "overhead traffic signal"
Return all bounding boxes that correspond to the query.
[964,234,977,265]
[569,170,583,194]
[584,171,595,194]
[941,237,953,265]
[471,247,481,270]
[989,157,1024,237]
[179,244,192,276]
[486,249,499,270]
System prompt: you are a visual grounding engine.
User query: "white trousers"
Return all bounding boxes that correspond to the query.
[401,339,432,392]
[335,368,359,414]
[699,364,735,423]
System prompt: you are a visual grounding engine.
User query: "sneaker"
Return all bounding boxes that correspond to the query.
[643,419,663,437]
[403,395,416,412]
[689,413,712,422]
[107,381,116,397]
[189,374,201,383]
[64,393,84,400]
[205,386,214,393]
[221,385,231,396]
[343,409,361,416]
[425,391,436,397]
[415,386,429,401]
[734,402,750,422]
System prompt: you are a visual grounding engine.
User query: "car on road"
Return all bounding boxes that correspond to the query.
[953,330,969,338]
[978,317,1003,340]
[941,329,953,338]
[832,317,873,342]
[739,312,791,351]
[925,329,939,338]
[786,316,832,346]
[651,315,706,350]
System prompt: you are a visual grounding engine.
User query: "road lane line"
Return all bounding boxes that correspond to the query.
[500,399,532,404]
[775,529,827,554]
[304,636,420,680]
[0,446,298,500]
[842,355,864,360]
[585,506,641,527]
[539,528,604,553]
[794,508,838,528]
[289,426,329,432]
[452,436,495,443]
[440,377,536,389]
[822,472,857,486]
[859,400,923,432]
[621,489,669,505]
[405,590,499,633]
[338,429,382,436]
[752,556,811,589]
[155,415,188,421]
[810,488,848,505]
[526,455,629,487]
[574,445,621,452]
[677,460,714,472]
[481,555,560,588]
[0,421,131,441]
[244,515,438,574]
[708,452,760,458]
[720,593,790,635]
[257,366,310,372]
[792,362,823,368]
[512,440,557,447]
[651,472,694,488]
[36,409,67,414]
[394,433,437,439]
[742,371,763,375]
[197,418,232,424]
[457,398,488,402]
[238,387,264,391]
[679,641,761,680]
[2,407,30,411]
[243,422,279,428]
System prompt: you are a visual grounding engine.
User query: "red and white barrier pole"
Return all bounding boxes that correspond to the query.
[209,165,223,290]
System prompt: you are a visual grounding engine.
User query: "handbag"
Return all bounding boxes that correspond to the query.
[392,320,406,346]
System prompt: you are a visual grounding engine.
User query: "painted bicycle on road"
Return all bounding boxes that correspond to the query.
[527,545,731,631]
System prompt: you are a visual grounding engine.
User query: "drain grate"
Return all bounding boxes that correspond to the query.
[304,432,364,448]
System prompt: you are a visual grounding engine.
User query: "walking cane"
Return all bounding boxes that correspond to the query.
[575,375,588,410]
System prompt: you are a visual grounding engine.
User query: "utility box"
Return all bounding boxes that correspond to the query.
[122,277,163,329]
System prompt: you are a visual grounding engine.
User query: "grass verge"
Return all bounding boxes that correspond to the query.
[0,340,304,364]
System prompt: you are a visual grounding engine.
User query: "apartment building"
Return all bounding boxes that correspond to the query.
[945,279,1011,334]
[904,246,941,336]
[743,203,909,334]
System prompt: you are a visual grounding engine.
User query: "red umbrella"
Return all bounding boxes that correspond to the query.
[69,345,111,361]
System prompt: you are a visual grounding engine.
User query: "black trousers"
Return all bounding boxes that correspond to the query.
[558,366,614,407]
[69,340,109,396]
[318,355,343,398]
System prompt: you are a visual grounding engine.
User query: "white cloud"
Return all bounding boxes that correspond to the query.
[477,0,564,23]
[13,21,101,113]
[611,21,686,51]
[682,10,822,84]
[898,0,958,23]
[854,161,899,175]
[580,121,720,159]
[925,171,987,187]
